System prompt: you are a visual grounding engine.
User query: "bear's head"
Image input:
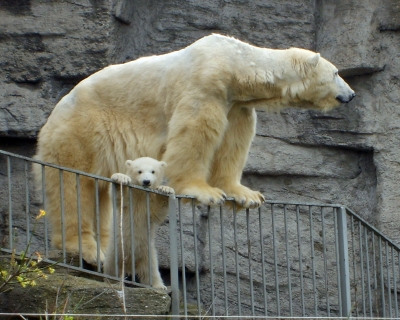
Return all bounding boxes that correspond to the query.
[125,157,166,188]
[284,48,355,111]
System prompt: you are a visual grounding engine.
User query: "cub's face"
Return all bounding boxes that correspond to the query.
[125,157,166,188]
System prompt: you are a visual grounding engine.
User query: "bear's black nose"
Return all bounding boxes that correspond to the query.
[336,93,356,103]
[142,180,151,187]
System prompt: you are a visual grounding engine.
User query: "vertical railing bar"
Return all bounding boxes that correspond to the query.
[358,221,366,316]
[233,202,241,316]
[177,199,187,317]
[258,206,268,316]
[129,187,135,282]
[385,242,392,318]
[59,169,66,263]
[24,160,30,251]
[309,206,317,316]
[350,215,359,317]
[284,204,292,316]
[207,205,215,317]
[168,195,179,320]
[379,238,386,318]
[337,207,351,318]
[23,160,30,249]
[146,191,152,286]
[372,233,378,318]
[220,205,229,316]
[333,209,342,317]
[95,178,101,272]
[76,174,83,268]
[321,207,330,316]
[296,205,305,317]
[246,208,255,316]
[112,183,119,277]
[41,165,49,256]
[7,156,13,250]
[271,204,280,316]
[392,246,398,318]
[364,227,372,316]
[192,199,201,316]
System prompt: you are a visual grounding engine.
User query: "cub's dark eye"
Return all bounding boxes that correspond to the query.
[138,171,142,174]
[334,71,338,76]
[151,171,155,174]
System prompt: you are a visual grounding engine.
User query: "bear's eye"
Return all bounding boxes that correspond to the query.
[334,71,338,76]
[138,171,142,174]
[151,170,155,174]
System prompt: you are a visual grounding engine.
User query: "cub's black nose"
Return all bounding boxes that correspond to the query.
[142,180,151,187]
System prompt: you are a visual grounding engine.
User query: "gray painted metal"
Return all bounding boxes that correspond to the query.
[1,149,400,318]
[337,207,351,317]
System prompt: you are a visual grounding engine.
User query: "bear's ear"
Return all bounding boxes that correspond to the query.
[307,53,320,68]
[159,161,167,168]
[125,160,133,168]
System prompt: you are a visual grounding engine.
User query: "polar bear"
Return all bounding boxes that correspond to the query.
[33,34,355,264]
[103,157,173,290]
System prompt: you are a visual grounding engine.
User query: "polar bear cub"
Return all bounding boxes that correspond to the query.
[103,157,174,290]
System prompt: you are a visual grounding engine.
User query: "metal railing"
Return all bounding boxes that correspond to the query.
[0,149,399,318]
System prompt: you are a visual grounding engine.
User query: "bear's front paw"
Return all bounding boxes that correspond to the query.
[111,173,132,185]
[156,185,175,195]
[225,184,265,209]
[182,184,226,206]
[152,282,168,291]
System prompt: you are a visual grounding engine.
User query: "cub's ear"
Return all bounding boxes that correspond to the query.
[125,160,133,167]
[308,53,320,68]
[159,161,167,168]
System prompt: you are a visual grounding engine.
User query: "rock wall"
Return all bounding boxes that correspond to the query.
[1,0,400,315]
[0,0,111,139]
[1,0,386,220]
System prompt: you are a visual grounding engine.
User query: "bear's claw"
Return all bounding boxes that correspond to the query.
[224,184,265,209]
[209,196,225,205]
[157,185,175,195]
[153,284,168,291]
[111,173,132,185]
[183,185,226,206]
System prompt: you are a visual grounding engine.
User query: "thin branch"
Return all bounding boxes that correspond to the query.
[120,182,127,317]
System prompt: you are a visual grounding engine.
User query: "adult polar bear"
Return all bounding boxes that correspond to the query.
[34,34,355,264]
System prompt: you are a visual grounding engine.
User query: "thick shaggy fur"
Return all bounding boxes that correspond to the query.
[103,157,173,289]
[33,34,355,264]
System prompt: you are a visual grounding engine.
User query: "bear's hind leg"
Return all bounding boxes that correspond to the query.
[45,172,103,265]
[70,175,105,265]
[99,185,112,255]
[103,233,125,278]
[135,239,166,290]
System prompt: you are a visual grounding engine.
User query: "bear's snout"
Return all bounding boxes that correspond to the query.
[142,180,151,187]
[336,92,356,103]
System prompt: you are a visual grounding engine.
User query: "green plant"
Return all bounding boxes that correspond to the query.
[0,209,55,293]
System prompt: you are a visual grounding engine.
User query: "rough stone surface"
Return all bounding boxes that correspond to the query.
[0,268,171,318]
[0,0,111,138]
[1,0,400,317]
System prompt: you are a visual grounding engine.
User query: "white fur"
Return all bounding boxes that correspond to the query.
[103,157,174,290]
[33,34,354,264]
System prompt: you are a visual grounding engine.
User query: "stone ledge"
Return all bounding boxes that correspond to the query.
[0,269,171,319]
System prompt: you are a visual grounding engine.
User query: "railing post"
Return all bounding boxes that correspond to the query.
[168,195,180,319]
[337,206,352,317]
